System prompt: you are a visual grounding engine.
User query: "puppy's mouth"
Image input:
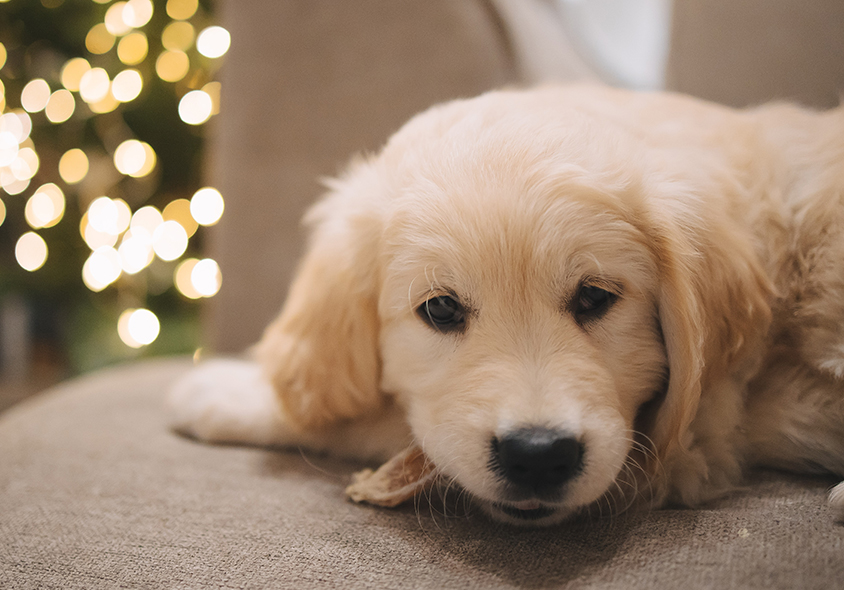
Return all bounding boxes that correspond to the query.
[492,501,557,522]
[489,499,564,524]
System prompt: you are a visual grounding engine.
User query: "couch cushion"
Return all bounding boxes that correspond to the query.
[1,358,841,589]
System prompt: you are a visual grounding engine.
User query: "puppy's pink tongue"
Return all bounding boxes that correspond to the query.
[345,446,436,507]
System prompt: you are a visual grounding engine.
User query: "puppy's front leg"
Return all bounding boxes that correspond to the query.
[169,359,288,447]
[168,358,411,463]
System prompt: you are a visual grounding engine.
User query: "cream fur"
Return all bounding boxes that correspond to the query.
[170,85,844,526]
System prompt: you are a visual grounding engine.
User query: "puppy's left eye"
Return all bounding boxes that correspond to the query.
[417,295,466,333]
[574,285,617,322]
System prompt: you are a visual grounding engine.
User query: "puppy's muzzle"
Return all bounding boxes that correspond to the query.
[491,427,584,497]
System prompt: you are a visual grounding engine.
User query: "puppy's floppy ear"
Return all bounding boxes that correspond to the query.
[256,159,387,430]
[647,224,705,464]
[646,204,773,492]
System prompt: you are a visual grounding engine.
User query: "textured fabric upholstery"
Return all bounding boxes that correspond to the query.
[1,359,841,589]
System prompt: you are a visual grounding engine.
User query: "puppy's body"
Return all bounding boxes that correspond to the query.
[171,85,844,525]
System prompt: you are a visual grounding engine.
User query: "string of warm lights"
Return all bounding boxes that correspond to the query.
[0,0,229,352]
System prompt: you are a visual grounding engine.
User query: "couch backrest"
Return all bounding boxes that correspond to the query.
[205,0,520,352]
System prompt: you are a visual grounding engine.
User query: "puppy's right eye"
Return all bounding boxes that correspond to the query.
[417,295,466,333]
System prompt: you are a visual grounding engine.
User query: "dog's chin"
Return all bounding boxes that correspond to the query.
[481,499,577,527]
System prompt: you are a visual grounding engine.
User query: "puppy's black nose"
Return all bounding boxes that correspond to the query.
[492,428,584,493]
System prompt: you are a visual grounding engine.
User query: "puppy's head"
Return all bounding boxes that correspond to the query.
[258,87,771,525]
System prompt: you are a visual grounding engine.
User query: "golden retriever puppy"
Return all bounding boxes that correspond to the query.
[170,85,844,525]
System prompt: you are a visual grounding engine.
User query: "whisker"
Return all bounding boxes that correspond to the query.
[406,276,418,313]
[294,446,346,482]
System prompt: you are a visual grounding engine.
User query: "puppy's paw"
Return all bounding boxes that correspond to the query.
[168,358,287,447]
[829,481,844,520]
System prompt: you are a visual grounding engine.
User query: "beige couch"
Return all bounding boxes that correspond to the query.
[2,2,843,588]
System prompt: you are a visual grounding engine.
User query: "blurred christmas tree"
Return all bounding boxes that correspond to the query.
[0,0,227,379]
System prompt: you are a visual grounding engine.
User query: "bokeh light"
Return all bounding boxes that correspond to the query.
[21,79,51,113]
[83,246,122,291]
[152,219,188,261]
[196,26,230,58]
[131,205,163,235]
[88,197,119,234]
[114,139,146,175]
[12,148,38,182]
[1,177,29,196]
[191,258,222,297]
[0,111,31,144]
[118,308,160,348]
[0,197,5,227]
[79,67,110,104]
[0,132,17,167]
[58,148,89,184]
[0,114,14,141]
[174,258,200,298]
[89,90,120,115]
[86,23,116,55]
[190,187,224,225]
[25,194,53,229]
[178,90,212,125]
[114,139,156,177]
[13,110,33,139]
[162,21,195,51]
[45,89,75,123]
[123,0,154,28]
[105,2,132,36]
[33,182,65,227]
[85,197,131,237]
[155,50,189,83]
[81,213,118,250]
[118,229,154,274]
[114,199,132,232]
[117,32,148,66]
[82,257,108,292]
[138,143,156,176]
[20,114,32,139]
[166,0,198,20]
[23,183,64,229]
[174,257,222,299]
[112,69,143,102]
[202,81,221,116]
[15,232,48,272]
[61,58,91,91]
[163,198,198,237]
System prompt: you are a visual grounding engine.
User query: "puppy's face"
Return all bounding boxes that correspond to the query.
[263,87,772,525]
[377,148,668,525]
